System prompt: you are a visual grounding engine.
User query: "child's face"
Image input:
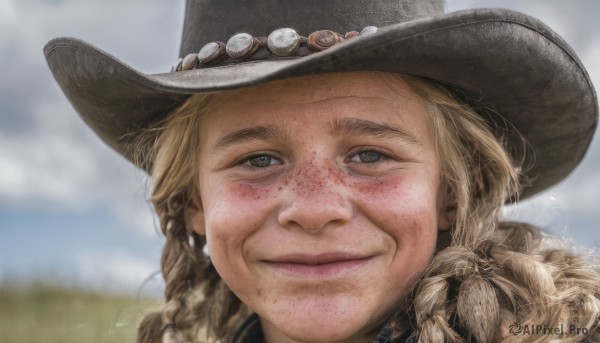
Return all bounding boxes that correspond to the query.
[190,72,452,342]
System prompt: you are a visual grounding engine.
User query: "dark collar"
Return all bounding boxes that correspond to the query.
[230,314,416,343]
[231,314,265,343]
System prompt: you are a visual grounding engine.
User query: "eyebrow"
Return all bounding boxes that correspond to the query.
[211,125,288,152]
[327,118,421,146]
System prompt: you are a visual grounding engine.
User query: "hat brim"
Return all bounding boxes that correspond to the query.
[44,8,597,199]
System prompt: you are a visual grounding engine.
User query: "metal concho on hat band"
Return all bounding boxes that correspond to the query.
[172,26,379,72]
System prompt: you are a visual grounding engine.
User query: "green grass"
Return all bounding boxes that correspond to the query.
[0,283,161,343]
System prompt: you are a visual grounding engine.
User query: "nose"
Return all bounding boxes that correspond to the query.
[277,158,353,234]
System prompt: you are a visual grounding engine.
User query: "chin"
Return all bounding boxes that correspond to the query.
[260,295,385,343]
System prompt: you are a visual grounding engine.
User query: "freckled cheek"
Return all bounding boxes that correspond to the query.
[229,182,275,201]
[352,175,440,246]
[204,206,256,292]
[206,182,276,218]
[203,183,275,262]
[356,176,440,288]
[203,187,275,304]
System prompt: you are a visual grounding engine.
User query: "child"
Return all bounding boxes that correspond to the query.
[45,0,599,342]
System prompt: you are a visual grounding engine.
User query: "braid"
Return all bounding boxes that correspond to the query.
[391,76,600,342]
[456,275,500,342]
[159,216,196,342]
[137,192,208,343]
[407,233,600,343]
[414,273,463,343]
[139,186,241,343]
[137,311,165,343]
[135,94,251,343]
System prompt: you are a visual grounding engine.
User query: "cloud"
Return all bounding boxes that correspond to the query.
[113,188,163,239]
[0,0,182,239]
[76,250,163,296]
[0,101,96,207]
[581,36,600,100]
[2,0,599,250]
[446,1,600,52]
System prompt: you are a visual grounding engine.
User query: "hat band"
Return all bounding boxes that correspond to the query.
[171,26,379,72]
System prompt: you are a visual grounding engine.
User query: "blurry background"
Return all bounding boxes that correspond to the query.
[0,0,599,341]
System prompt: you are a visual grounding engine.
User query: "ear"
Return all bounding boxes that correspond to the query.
[438,186,457,231]
[187,194,206,235]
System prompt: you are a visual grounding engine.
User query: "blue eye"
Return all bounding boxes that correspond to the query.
[244,155,280,168]
[350,150,384,163]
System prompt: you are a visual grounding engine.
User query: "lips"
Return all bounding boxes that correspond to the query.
[263,252,374,278]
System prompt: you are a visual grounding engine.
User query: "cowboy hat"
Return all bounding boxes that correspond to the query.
[44,0,597,199]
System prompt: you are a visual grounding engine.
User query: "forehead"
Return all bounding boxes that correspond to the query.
[196,72,437,158]
[210,72,417,105]
[201,72,429,129]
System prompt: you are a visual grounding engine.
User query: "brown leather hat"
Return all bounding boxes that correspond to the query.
[44,0,597,199]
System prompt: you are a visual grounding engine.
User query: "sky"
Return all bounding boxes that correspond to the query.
[0,0,599,296]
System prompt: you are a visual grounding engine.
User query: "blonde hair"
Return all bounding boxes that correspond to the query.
[395,77,600,342]
[134,75,600,343]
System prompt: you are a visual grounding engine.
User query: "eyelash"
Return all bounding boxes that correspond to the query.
[238,153,283,170]
[347,148,391,165]
[237,148,393,170]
